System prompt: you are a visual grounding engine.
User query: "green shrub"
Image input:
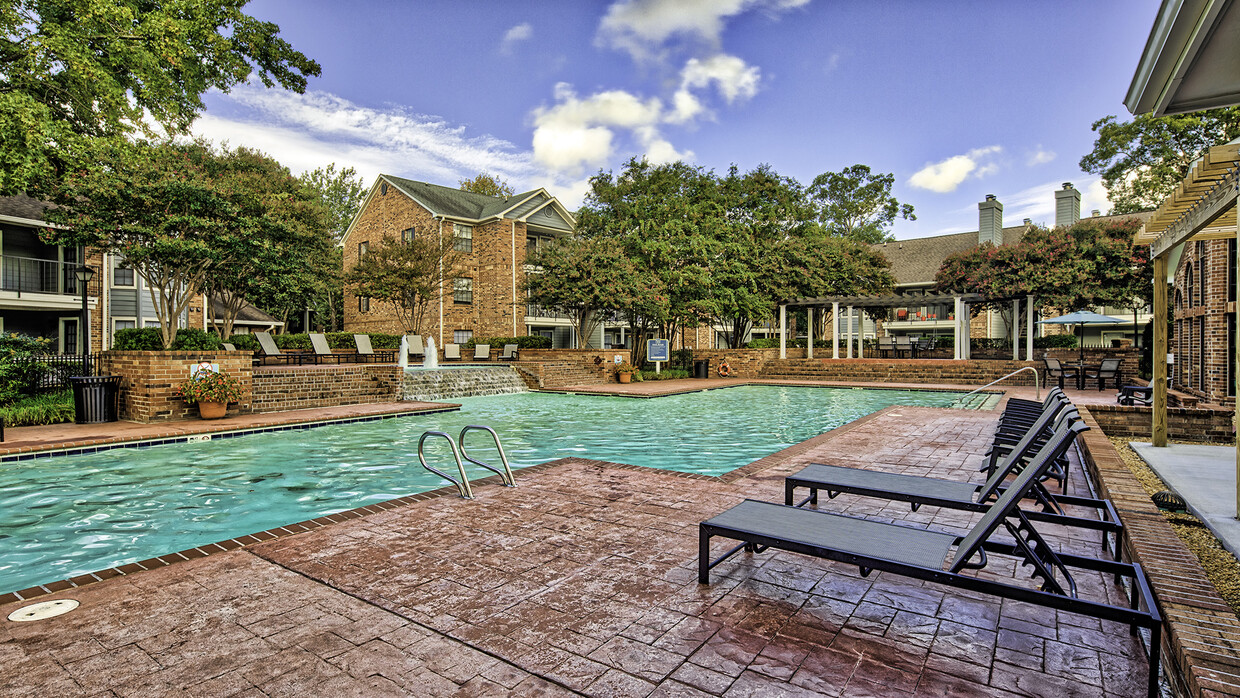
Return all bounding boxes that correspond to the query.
[638,369,689,380]
[226,334,259,351]
[463,335,552,350]
[0,332,54,403]
[1034,334,1078,349]
[273,332,312,350]
[171,329,223,351]
[0,390,74,426]
[113,327,165,350]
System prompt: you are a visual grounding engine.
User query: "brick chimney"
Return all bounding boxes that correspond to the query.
[1055,182,1080,227]
[978,194,1003,245]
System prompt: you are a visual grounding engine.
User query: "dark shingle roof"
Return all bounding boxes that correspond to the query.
[382,176,540,221]
[210,295,280,325]
[0,194,52,222]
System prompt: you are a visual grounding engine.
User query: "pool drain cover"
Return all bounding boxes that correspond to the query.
[7,599,78,622]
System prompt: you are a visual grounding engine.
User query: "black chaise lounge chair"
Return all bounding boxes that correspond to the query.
[1118,381,1153,406]
[699,420,1163,697]
[785,409,1124,559]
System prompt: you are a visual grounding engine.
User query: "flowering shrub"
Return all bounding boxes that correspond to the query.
[175,369,243,405]
[615,361,635,373]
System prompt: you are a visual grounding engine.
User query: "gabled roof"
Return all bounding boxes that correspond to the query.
[383,176,544,220]
[1126,0,1240,116]
[209,294,281,326]
[0,194,52,224]
[874,225,1032,286]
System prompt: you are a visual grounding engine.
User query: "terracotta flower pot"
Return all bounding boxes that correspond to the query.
[618,372,632,384]
[198,401,227,419]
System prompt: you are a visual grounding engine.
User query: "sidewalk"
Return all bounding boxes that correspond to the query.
[1132,441,1240,556]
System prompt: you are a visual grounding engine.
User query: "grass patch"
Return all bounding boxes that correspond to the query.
[0,390,75,426]
[1109,436,1240,616]
[638,369,690,381]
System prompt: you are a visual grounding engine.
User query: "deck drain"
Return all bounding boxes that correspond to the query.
[8,599,78,622]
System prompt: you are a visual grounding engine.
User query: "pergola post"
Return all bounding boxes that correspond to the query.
[1012,298,1020,360]
[962,301,971,359]
[1026,295,1034,361]
[1153,254,1168,447]
[832,302,839,359]
[806,307,814,360]
[953,297,963,360]
[846,305,854,359]
[858,310,864,358]
[779,304,786,360]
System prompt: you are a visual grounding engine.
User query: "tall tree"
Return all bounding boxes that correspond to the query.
[524,237,642,349]
[807,164,915,244]
[1079,107,1240,213]
[299,163,366,330]
[4,0,319,196]
[344,231,464,335]
[41,139,235,348]
[459,172,515,198]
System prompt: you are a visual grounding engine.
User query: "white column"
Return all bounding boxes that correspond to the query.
[1026,295,1034,361]
[806,307,814,359]
[953,297,962,360]
[962,302,971,359]
[857,310,864,358]
[1012,299,1020,360]
[779,304,787,359]
[832,302,839,359]
[846,306,854,359]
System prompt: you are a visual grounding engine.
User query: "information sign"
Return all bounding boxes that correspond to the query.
[647,338,669,362]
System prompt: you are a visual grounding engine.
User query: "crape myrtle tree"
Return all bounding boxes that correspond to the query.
[524,236,643,349]
[1079,107,1240,214]
[344,229,464,335]
[807,164,915,244]
[4,0,319,196]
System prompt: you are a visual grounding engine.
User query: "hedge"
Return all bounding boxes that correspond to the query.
[113,328,224,351]
[462,336,552,350]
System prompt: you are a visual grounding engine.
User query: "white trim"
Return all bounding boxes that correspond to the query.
[0,213,63,229]
[58,316,80,353]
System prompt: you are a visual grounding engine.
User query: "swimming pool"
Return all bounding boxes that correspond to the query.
[0,385,966,594]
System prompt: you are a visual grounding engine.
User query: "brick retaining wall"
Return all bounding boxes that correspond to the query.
[251,364,402,413]
[762,358,1043,386]
[1090,404,1236,443]
[100,350,254,422]
[516,349,631,385]
[1077,407,1240,698]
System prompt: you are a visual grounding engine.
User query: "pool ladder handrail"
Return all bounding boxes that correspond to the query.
[417,425,516,499]
[953,366,1040,407]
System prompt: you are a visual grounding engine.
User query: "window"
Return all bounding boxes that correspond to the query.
[112,259,134,287]
[1187,263,1195,307]
[358,241,369,259]
[453,277,473,304]
[1229,313,1236,397]
[454,330,473,344]
[1200,245,1207,307]
[1228,238,1236,303]
[401,227,416,244]
[358,296,370,313]
[1198,317,1205,392]
[453,224,473,253]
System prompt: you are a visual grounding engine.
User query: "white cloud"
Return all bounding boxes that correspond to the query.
[824,51,841,75]
[597,0,808,62]
[997,176,1111,225]
[1027,146,1056,166]
[530,83,667,175]
[500,22,533,54]
[680,54,760,103]
[908,146,1002,193]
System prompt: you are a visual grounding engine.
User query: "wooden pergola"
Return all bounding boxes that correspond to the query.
[1136,142,1239,506]
[777,292,1039,361]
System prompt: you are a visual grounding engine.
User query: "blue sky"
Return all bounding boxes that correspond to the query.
[195,0,1161,239]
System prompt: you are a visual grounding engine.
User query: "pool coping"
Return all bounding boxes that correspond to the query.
[539,378,994,399]
[0,403,905,607]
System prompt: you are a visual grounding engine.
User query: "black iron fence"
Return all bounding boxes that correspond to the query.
[7,353,101,392]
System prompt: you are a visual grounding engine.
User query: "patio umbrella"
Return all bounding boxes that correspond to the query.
[1037,310,1126,363]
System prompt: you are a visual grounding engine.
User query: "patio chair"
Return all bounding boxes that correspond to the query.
[877,336,894,358]
[917,337,934,353]
[222,343,236,351]
[253,331,303,365]
[444,343,462,361]
[309,332,351,363]
[1043,357,1079,390]
[1118,381,1153,406]
[894,335,914,358]
[699,420,1163,698]
[406,335,425,361]
[785,412,1122,559]
[1084,358,1121,391]
[353,334,396,363]
[499,344,519,361]
[473,344,491,361]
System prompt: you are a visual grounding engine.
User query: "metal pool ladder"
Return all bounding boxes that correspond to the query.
[417,425,516,499]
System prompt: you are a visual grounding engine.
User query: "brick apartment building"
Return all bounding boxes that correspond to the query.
[341,176,582,347]
[1172,236,1236,404]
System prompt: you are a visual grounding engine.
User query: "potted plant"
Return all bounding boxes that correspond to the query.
[175,368,244,419]
[615,361,635,384]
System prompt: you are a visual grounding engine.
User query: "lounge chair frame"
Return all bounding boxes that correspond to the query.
[700,421,1163,696]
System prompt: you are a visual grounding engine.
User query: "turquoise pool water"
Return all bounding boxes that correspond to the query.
[0,385,965,594]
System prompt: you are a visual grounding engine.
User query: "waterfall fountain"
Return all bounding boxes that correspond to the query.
[424,336,438,370]
[397,335,408,369]
[400,335,528,401]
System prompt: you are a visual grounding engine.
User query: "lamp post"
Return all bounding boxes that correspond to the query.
[74,264,95,357]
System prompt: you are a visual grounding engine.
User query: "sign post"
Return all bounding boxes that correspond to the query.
[647,338,669,375]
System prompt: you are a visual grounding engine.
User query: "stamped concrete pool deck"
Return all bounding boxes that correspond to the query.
[0,382,1151,696]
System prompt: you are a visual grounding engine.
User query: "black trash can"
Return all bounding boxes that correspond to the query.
[694,360,709,379]
[70,375,121,424]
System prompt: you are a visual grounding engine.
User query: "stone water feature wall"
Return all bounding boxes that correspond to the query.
[400,366,529,401]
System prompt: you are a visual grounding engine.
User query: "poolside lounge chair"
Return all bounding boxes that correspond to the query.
[499,344,519,361]
[308,332,349,363]
[222,343,236,351]
[699,420,1163,698]
[1084,358,1121,391]
[473,344,491,361]
[354,334,396,363]
[253,331,304,365]
[407,335,425,361]
[877,336,894,358]
[785,412,1123,559]
[444,343,461,361]
[1043,357,1079,390]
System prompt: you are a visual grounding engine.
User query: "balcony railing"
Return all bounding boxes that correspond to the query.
[1,255,80,295]
[525,304,625,323]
